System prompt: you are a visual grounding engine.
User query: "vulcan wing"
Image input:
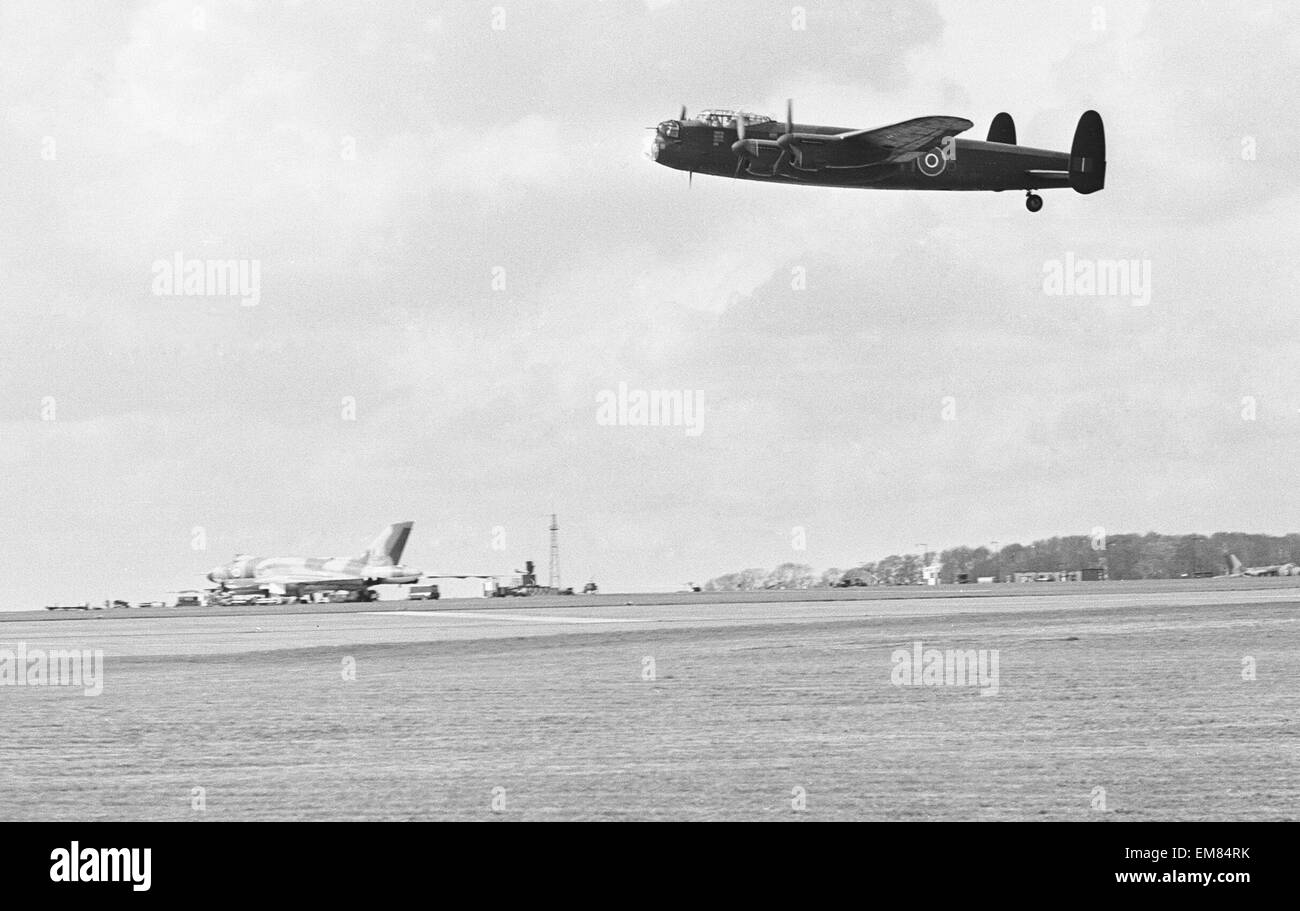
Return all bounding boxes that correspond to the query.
[792,116,974,163]
[258,572,365,589]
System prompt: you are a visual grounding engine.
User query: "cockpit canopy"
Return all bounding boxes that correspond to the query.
[693,109,775,128]
[656,108,776,143]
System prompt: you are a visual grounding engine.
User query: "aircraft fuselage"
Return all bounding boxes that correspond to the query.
[209,556,420,594]
[652,125,1070,191]
[648,107,1105,209]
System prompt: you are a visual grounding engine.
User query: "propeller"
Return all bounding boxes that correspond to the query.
[774,98,803,171]
[730,110,756,177]
[731,101,802,178]
[679,104,687,121]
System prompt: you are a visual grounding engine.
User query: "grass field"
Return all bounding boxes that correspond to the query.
[0,585,1296,820]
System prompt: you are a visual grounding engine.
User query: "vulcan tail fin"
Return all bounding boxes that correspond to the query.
[1227,554,1243,575]
[360,522,413,566]
[1069,110,1106,194]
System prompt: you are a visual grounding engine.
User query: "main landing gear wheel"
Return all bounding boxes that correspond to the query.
[1025,192,1043,213]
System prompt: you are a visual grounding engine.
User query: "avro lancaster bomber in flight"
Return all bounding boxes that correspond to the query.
[648,101,1105,212]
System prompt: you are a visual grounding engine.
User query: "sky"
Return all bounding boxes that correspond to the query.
[1,0,1298,608]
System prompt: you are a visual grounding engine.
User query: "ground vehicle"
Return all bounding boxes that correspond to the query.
[408,585,441,601]
[326,590,379,603]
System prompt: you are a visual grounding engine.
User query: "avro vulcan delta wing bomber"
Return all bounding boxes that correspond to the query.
[648,101,1106,212]
[205,522,422,603]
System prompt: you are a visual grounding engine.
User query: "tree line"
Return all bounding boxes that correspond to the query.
[702,532,1300,590]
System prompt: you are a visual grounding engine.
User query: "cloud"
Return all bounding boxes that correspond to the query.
[0,0,1296,606]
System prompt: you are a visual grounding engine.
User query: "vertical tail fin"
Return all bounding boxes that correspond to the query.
[1227,554,1243,575]
[1069,110,1106,194]
[987,112,1017,144]
[360,522,413,566]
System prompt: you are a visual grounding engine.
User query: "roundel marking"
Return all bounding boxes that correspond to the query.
[917,148,948,178]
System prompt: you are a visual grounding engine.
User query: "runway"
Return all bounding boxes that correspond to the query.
[3,582,1298,656]
[1,583,1297,820]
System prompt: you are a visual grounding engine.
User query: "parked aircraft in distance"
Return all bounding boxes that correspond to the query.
[1223,554,1299,577]
[648,100,1106,211]
[206,522,422,603]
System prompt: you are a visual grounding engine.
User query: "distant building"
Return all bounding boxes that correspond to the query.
[922,562,943,586]
[1011,569,1104,583]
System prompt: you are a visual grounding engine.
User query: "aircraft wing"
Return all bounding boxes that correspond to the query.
[801,116,974,161]
[260,570,363,582]
[259,573,364,589]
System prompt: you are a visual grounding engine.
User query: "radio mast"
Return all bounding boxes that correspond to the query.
[548,513,560,591]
